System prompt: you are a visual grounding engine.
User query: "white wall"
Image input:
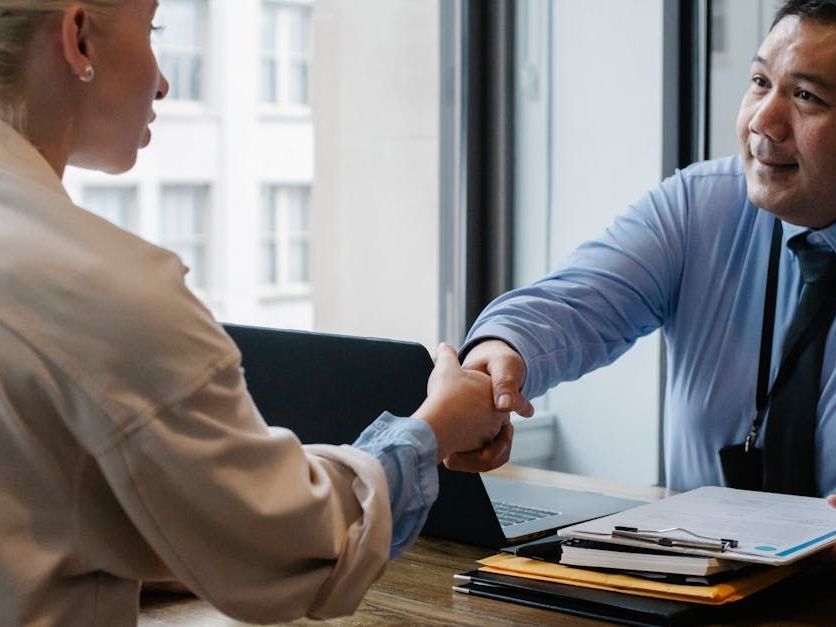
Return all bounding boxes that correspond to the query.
[311,0,440,347]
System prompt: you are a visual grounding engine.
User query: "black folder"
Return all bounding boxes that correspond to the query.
[453,569,709,626]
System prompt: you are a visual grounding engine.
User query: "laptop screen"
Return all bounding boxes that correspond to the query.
[222,323,432,443]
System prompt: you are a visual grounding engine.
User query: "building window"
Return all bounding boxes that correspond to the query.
[261,2,312,107]
[155,0,207,101]
[160,185,211,290]
[261,185,310,288]
[82,186,138,231]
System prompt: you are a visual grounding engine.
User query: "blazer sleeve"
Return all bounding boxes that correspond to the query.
[94,357,391,623]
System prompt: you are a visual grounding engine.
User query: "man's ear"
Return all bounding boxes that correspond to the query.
[59,3,92,78]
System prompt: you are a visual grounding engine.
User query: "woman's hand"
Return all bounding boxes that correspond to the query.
[414,343,511,467]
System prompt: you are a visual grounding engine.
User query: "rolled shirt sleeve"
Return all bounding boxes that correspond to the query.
[351,412,439,558]
[464,166,688,401]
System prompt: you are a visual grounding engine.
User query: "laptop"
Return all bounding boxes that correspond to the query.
[223,323,640,548]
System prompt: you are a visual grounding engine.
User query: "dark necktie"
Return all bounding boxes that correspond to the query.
[763,235,836,496]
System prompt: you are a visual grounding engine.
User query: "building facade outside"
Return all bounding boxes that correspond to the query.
[64,0,316,330]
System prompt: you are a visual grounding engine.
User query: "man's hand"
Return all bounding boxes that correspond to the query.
[414,344,510,466]
[461,339,534,417]
[827,495,836,508]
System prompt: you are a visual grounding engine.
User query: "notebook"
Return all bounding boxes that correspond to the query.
[223,323,639,547]
[507,535,737,576]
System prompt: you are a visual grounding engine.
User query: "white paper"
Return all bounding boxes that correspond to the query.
[558,486,836,565]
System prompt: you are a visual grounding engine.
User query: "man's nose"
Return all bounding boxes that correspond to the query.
[748,91,790,144]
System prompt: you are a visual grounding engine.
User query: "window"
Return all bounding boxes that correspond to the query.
[82,186,138,231]
[261,186,311,289]
[64,1,441,340]
[261,1,312,107]
[160,185,210,290]
[511,0,665,481]
[708,0,777,158]
[155,0,206,101]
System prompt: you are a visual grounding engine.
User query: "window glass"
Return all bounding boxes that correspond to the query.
[62,0,443,346]
[288,7,311,105]
[160,185,210,290]
[83,186,138,231]
[708,0,780,158]
[155,0,206,101]
[262,2,312,107]
[261,6,279,103]
[260,185,311,289]
[512,0,664,482]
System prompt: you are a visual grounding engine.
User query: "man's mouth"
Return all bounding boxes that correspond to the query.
[756,157,796,167]
[751,152,798,172]
[749,144,797,169]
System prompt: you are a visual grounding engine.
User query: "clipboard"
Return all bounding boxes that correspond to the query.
[557,486,836,566]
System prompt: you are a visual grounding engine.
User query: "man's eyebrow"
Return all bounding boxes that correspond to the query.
[750,54,835,91]
[792,71,835,91]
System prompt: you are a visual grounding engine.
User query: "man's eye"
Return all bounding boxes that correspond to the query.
[751,75,768,89]
[795,88,824,105]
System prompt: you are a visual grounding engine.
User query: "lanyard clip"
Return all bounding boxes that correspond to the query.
[744,425,758,453]
[744,408,767,453]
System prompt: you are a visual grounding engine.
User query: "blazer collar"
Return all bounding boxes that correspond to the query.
[0,120,70,201]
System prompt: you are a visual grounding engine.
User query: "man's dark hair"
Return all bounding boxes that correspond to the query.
[772,0,836,30]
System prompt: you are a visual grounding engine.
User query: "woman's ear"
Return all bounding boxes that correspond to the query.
[59,4,93,79]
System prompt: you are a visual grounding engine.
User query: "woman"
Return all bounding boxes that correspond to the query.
[0,1,512,624]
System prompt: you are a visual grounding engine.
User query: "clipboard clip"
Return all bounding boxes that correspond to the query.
[612,526,739,552]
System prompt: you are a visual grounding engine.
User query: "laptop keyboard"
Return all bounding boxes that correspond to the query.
[492,500,558,527]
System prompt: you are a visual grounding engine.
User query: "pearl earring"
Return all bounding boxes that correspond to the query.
[79,64,95,83]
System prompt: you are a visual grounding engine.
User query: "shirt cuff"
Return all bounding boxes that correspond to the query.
[459,333,531,397]
[352,412,439,558]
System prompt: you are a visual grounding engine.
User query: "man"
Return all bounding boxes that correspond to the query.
[460,0,836,506]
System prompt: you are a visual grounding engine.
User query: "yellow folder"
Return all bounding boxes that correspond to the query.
[478,553,803,605]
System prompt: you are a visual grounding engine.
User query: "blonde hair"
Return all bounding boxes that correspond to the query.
[0,1,122,132]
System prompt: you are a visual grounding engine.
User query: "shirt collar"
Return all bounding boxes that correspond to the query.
[0,119,69,201]
[779,220,836,253]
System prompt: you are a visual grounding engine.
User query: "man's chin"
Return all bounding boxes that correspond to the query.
[746,185,795,220]
[747,191,828,228]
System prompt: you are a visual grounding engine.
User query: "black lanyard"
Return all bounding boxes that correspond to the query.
[746,219,836,452]
[745,218,783,452]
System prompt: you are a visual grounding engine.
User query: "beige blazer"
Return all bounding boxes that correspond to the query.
[0,121,391,626]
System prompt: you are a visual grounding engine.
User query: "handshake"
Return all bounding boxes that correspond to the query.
[413,339,534,473]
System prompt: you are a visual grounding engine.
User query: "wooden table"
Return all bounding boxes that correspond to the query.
[139,467,836,625]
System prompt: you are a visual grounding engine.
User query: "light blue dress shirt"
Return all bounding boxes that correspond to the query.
[352,412,438,557]
[466,155,836,496]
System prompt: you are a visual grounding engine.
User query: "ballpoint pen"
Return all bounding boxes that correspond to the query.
[612,526,739,552]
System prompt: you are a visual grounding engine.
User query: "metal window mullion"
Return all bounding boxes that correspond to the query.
[463,0,515,329]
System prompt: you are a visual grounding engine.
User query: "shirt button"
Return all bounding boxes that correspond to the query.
[808,233,824,245]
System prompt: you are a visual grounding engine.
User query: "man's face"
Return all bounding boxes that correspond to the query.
[737,16,836,228]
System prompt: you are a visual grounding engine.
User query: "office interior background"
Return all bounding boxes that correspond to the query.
[63,0,780,486]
